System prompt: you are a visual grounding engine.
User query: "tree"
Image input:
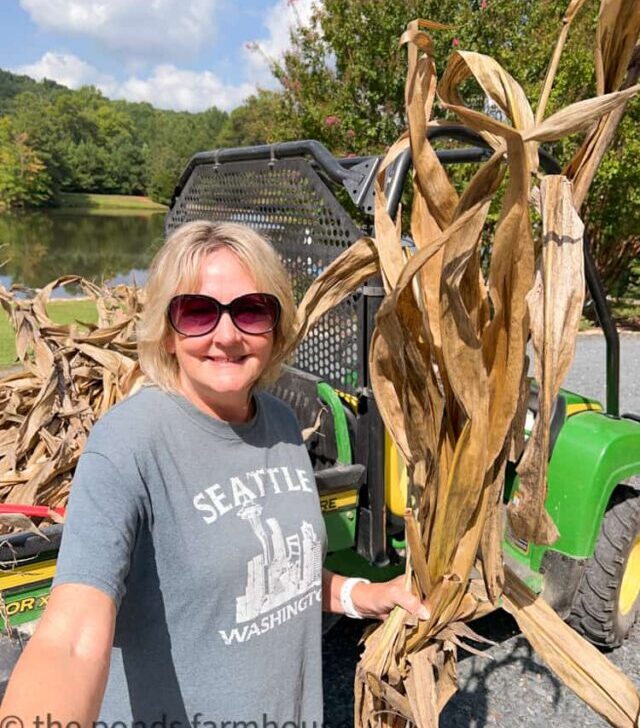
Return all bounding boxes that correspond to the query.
[0,71,229,205]
[146,107,228,204]
[0,117,52,209]
[266,0,603,151]
[255,0,638,289]
[0,69,63,116]
[582,104,640,295]
[215,91,285,147]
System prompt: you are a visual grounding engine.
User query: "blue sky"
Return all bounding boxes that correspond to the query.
[0,0,314,111]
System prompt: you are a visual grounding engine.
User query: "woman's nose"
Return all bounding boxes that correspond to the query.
[212,310,242,344]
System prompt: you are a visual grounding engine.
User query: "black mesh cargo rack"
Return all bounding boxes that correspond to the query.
[165,144,373,396]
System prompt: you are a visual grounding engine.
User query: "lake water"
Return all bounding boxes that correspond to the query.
[0,209,166,298]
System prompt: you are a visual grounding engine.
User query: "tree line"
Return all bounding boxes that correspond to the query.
[0,0,638,293]
[0,70,232,207]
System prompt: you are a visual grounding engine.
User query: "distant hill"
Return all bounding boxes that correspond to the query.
[0,69,66,113]
[0,68,231,206]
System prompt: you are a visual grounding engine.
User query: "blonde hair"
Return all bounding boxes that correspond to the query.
[137,221,296,391]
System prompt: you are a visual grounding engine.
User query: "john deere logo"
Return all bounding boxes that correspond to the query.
[4,594,49,617]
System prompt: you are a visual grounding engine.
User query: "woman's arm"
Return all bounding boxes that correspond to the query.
[0,583,116,723]
[322,568,430,620]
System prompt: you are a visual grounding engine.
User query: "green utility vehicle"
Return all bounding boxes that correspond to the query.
[0,128,638,687]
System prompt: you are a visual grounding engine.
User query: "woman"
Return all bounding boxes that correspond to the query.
[0,221,428,725]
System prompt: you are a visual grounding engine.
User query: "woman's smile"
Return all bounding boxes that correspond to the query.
[206,355,248,364]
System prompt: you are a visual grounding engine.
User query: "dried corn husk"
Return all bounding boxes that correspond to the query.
[509,175,585,544]
[503,568,640,727]
[0,278,145,532]
[565,0,640,208]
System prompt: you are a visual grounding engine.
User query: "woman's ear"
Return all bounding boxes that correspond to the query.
[164,331,176,355]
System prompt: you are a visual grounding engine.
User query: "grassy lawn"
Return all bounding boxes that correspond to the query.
[0,299,98,369]
[56,192,167,211]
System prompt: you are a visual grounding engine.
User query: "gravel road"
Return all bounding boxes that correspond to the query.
[324,332,640,728]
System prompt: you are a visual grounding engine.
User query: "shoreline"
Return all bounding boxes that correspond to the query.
[1,192,168,214]
[54,192,167,211]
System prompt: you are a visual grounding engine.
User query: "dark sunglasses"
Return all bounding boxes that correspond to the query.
[167,293,281,337]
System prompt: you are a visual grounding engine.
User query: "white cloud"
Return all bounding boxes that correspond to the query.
[14,53,252,112]
[15,52,117,94]
[15,0,321,110]
[245,0,317,84]
[19,0,218,62]
[117,65,254,112]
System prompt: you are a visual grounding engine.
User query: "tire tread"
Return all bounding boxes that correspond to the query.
[568,487,640,648]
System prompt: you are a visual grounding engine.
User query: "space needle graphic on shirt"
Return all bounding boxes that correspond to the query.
[235,503,322,623]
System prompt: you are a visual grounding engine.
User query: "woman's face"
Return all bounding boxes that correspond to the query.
[165,247,275,421]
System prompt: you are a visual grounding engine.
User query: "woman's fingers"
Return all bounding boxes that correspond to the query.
[394,576,431,620]
[392,586,431,620]
[352,576,431,621]
[380,577,430,620]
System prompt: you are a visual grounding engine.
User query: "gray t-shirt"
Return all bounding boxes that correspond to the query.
[53,385,327,726]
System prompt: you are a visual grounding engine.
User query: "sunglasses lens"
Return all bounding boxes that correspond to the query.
[169,295,219,336]
[232,294,280,334]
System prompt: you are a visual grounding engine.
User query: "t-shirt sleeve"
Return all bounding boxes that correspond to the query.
[52,450,143,611]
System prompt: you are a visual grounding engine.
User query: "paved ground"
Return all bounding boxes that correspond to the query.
[324,332,640,727]
[542,331,640,414]
[323,612,639,727]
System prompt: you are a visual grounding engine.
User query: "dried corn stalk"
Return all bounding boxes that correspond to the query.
[0,277,144,533]
[293,1,640,726]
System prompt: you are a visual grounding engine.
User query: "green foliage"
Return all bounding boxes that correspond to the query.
[0,116,52,209]
[9,86,148,196]
[0,71,228,206]
[582,99,640,293]
[627,261,640,300]
[0,69,64,115]
[215,91,284,147]
[267,1,422,154]
[146,106,227,204]
[266,0,601,152]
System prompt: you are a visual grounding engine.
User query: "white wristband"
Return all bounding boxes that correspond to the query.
[340,577,370,619]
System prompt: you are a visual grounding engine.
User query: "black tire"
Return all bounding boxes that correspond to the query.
[568,486,640,648]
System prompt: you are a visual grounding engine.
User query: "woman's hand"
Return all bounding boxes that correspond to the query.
[351,575,430,621]
[322,569,430,621]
